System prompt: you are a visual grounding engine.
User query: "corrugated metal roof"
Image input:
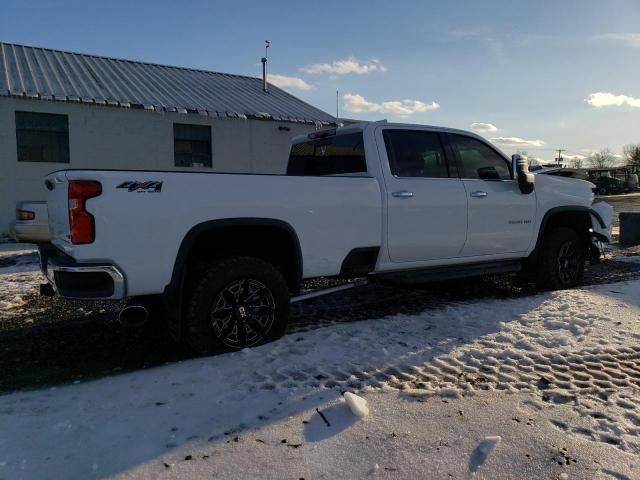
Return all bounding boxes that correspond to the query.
[0,42,335,125]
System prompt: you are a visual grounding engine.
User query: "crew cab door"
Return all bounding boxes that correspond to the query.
[377,127,468,262]
[446,133,537,257]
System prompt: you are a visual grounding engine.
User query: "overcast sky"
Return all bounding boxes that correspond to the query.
[2,0,640,162]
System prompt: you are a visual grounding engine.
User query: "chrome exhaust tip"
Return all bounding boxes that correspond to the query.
[117,304,149,327]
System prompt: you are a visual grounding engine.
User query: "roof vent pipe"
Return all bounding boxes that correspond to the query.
[262,40,270,93]
[261,57,268,92]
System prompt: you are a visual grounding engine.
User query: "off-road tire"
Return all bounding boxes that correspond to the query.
[534,227,585,290]
[185,256,289,355]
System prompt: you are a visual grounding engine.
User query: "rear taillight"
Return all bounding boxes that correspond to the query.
[68,180,102,244]
[16,209,35,221]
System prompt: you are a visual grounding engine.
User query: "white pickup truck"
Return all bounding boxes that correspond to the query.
[41,121,611,354]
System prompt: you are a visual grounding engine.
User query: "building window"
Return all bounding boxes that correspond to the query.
[174,124,212,167]
[15,111,70,163]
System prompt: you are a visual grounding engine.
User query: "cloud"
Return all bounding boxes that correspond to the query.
[342,93,439,116]
[592,33,640,48]
[490,137,545,147]
[470,122,498,133]
[301,58,387,75]
[586,92,640,108]
[268,74,313,91]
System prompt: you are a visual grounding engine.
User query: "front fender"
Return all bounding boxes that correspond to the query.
[590,202,613,243]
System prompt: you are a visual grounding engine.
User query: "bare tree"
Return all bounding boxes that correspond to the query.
[588,148,615,169]
[569,157,584,169]
[623,144,640,170]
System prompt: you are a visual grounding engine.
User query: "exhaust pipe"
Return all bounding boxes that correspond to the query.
[118,304,149,327]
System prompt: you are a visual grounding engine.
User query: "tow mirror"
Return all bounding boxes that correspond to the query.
[512,154,535,194]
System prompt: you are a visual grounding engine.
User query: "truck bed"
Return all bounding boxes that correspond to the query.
[45,170,382,296]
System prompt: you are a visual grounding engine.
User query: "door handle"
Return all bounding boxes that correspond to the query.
[470,190,488,198]
[392,190,415,198]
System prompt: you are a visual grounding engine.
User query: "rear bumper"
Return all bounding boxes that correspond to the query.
[39,246,125,300]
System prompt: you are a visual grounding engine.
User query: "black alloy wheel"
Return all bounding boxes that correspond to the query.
[556,240,581,285]
[185,256,290,355]
[210,278,276,349]
[534,227,585,290]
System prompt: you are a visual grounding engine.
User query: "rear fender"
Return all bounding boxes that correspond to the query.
[162,218,303,342]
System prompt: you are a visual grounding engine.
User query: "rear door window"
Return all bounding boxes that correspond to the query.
[287,133,367,176]
[383,130,451,178]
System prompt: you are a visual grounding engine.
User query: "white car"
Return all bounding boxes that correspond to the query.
[40,122,611,354]
[12,201,50,243]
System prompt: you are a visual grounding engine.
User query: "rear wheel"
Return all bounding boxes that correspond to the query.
[185,256,289,355]
[534,227,585,290]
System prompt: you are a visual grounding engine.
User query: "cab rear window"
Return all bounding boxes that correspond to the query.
[286,133,367,176]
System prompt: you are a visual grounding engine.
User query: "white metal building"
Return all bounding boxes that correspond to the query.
[0,42,335,236]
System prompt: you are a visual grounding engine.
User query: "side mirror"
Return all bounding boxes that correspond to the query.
[512,154,535,194]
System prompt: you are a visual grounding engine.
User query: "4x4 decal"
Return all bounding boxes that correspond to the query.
[117,181,163,192]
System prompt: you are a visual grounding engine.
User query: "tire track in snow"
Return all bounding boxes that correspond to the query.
[246,284,640,453]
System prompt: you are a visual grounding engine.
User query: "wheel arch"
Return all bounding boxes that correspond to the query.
[529,206,594,262]
[162,218,303,340]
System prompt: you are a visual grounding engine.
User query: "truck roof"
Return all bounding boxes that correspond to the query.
[291,121,493,145]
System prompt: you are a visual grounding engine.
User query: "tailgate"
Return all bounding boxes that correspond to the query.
[44,171,71,247]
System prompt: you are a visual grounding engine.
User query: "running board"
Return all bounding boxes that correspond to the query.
[378,259,522,285]
[290,279,369,303]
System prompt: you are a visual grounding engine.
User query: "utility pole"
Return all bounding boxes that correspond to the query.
[336,90,339,120]
[556,149,565,165]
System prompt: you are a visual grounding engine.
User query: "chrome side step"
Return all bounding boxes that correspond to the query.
[290,279,368,303]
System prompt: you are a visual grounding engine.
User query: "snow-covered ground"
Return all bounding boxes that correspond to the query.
[1,276,639,479]
[0,244,41,317]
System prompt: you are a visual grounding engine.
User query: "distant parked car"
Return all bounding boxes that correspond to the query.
[591,176,625,196]
[12,201,50,243]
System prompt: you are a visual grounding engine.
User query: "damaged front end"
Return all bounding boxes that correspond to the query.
[588,202,614,262]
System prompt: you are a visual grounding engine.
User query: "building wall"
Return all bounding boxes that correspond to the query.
[0,97,318,236]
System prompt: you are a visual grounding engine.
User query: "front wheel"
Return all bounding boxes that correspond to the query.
[185,257,290,355]
[534,227,586,290]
